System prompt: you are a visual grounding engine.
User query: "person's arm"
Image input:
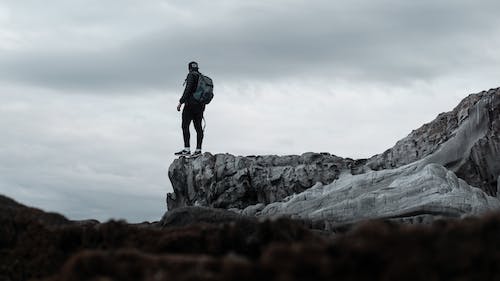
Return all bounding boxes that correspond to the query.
[180,73,197,103]
[177,72,197,111]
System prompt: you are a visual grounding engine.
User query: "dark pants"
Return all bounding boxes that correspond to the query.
[182,103,204,149]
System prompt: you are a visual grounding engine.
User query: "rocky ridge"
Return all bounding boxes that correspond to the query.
[167,88,500,225]
[367,87,500,195]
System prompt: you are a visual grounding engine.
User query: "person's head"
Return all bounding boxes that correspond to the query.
[188,61,199,72]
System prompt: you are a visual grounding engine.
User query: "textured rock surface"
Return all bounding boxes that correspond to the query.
[167,153,362,210]
[367,87,500,195]
[257,163,500,227]
[166,88,500,224]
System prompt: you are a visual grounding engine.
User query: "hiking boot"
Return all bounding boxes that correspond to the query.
[174,149,191,156]
[190,151,202,158]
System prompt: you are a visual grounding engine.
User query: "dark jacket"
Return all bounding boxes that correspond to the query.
[179,70,200,105]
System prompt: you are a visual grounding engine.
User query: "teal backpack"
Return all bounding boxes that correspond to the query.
[193,73,214,105]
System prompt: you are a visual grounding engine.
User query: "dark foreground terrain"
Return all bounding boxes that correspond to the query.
[2,195,500,281]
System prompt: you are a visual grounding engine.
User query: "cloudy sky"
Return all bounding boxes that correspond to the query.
[1,0,499,222]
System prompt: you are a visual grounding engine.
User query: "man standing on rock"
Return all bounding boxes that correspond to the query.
[175,61,205,158]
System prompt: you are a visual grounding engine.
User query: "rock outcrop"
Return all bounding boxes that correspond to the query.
[367,87,500,195]
[258,163,500,228]
[167,88,500,225]
[167,153,362,210]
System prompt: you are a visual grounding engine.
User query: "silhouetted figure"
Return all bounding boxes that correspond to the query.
[175,61,205,158]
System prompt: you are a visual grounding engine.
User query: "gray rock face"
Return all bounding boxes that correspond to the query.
[167,153,359,210]
[166,87,500,224]
[257,163,500,228]
[367,88,500,195]
[498,175,500,197]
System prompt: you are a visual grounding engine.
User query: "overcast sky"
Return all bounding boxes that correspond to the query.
[1,0,499,222]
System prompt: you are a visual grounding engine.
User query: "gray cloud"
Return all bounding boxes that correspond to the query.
[1,0,499,92]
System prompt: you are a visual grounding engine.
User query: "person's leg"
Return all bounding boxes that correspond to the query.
[193,109,204,150]
[182,108,193,150]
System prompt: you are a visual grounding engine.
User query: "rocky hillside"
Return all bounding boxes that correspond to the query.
[167,88,500,226]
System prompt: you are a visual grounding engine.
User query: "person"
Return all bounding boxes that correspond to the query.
[175,61,205,157]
